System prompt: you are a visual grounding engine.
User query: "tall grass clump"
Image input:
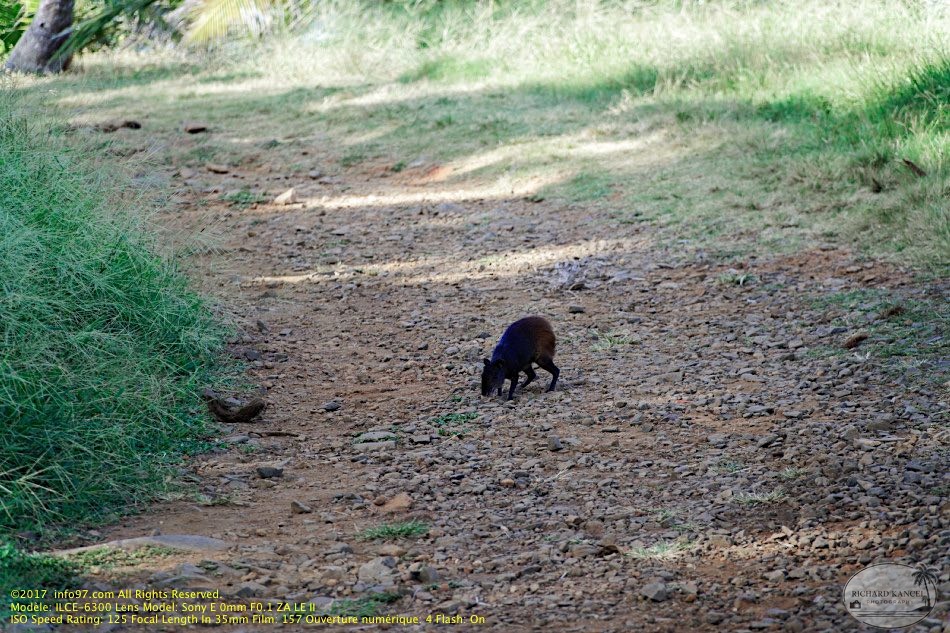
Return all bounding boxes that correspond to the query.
[0,92,225,534]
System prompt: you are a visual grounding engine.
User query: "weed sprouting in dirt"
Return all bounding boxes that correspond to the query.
[431,412,479,437]
[716,271,757,286]
[592,331,635,352]
[222,189,267,208]
[778,467,807,481]
[626,541,690,560]
[66,545,177,572]
[358,521,429,541]
[328,592,401,618]
[734,489,787,506]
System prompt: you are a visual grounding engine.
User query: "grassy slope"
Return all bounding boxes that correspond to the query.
[0,92,226,541]
[24,2,948,269]
[275,0,946,268]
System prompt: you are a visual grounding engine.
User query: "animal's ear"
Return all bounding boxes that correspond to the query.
[483,358,490,367]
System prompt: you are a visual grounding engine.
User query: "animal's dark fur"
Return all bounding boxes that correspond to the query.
[481,316,559,400]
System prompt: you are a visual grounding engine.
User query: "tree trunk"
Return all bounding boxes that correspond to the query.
[4,0,75,74]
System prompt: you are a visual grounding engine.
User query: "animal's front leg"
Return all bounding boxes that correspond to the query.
[507,373,519,400]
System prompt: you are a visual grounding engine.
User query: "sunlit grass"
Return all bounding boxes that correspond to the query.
[0,93,227,535]
[27,1,945,267]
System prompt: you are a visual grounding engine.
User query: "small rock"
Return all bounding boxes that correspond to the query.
[308,596,334,610]
[275,188,298,205]
[706,612,726,624]
[183,122,208,134]
[583,520,605,538]
[357,557,396,585]
[235,581,266,598]
[376,544,406,557]
[763,569,785,582]
[256,466,284,479]
[409,563,439,584]
[641,582,668,602]
[757,434,780,448]
[322,401,341,412]
[206,163,230,174]
[291,500,312,514]
[568,305,586,314]
[842,332,869,349]
[381,492,413,514]
[547,436,563,451]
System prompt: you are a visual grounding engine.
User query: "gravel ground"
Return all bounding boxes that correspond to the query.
[61,151,948,633]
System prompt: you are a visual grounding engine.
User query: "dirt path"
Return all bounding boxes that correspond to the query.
[66,125,948,633]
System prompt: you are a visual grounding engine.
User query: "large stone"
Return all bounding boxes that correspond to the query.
[356,431,398,443]
[55,534,228,557]
[354,441,396,453]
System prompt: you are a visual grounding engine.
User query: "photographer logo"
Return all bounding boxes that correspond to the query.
[844,563,938,628]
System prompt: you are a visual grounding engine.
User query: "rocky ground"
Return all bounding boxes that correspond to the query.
[44,123,949,632]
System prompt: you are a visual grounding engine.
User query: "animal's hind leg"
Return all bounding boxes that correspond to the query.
[537,357,560,392]
[520,366,537,390]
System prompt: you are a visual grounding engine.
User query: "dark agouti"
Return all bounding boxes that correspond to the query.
[481,316,559,400]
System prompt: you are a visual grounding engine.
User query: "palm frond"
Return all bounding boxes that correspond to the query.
[184,0,279,44]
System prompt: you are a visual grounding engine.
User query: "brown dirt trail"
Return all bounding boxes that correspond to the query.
[62,130,948,633]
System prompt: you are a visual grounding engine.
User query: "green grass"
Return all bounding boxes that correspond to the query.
[734,488,787,506]
[431,411,478,437]
[778,467,807,481]
[556,172,614,203]
[358,521,429,541]
[221,188,267,208]
[65,545,177,572]
[258,0,944,268]
[0,541,78,619]
[328,592,401,618]
[0,93,227,535]
[713,459,746,474]
[812,289,948,382]
[22,1,948,266]
[592,330,635,352]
